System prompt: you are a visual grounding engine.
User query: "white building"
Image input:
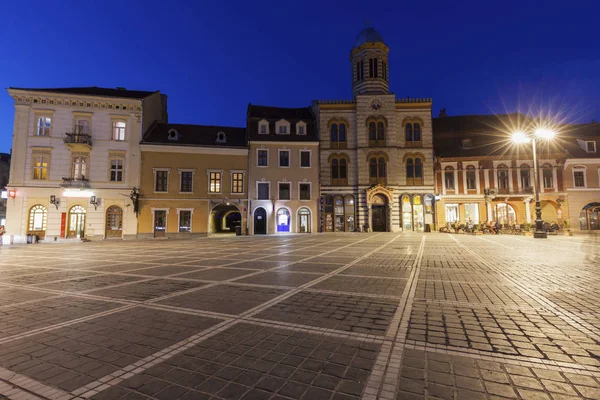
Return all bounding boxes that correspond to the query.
[5,87,167,243]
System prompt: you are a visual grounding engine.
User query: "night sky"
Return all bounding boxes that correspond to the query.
[1,0,598,154]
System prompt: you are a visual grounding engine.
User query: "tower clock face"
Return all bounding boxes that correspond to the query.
[371,99,382,110]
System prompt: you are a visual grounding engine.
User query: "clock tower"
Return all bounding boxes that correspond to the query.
[351,27,390,98]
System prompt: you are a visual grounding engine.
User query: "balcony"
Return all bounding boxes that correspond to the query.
[60,177,91,189]
[64,132,92,151]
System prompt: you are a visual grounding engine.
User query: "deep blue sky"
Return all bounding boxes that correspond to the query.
[1,0,599,153]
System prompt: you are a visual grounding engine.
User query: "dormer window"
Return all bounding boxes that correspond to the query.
[461,138,473,149]
[167,129,179,141]
[216,131,227,143]
[586,141,596,153]
[297,122,306,135]
[259,120,269,134]
[275,119,290,135]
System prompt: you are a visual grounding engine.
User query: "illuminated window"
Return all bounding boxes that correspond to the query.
[32,155,48,180]
[209,172,221,193]
[112,121,126,141]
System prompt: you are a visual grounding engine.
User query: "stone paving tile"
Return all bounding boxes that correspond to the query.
[124,265,205,277]
[34,274,144,292]
[339,264,413,278]
[235,271,321,287]
[0,287,57,306]
[99,323,380,400]
[176,267,254,281]
[279,262,343,274]
[312,275,408,297]
[1,270,99,285]
[407,302,598,364]
[0,307,222,392]
[0,267,57,278]
[88,279,207,301]
[86,263,164,273]
[255,291,397,335]
[396,348,600,400]
[157,284,289,315]
[0,296,121,339]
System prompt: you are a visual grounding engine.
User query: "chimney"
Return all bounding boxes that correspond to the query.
[439,108,447,118]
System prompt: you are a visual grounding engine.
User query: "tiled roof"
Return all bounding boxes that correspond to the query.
[247,104,318,142]
[560,123,600,159]
[8,86,159,99]
[142,123,247,148]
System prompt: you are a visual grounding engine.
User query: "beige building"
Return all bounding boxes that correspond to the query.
[433,113,568,229]
[315,27,435,232]
[138,124,248,238]
[561,123,600,231]
[246,105,319,234]
[5,87,167,243]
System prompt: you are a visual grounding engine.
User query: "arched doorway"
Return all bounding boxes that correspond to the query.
[579,203,600,230]
[105,205,123,238]
[254,207,267,235]
[371,194,388,232]
[211,204,241,233]
[493,203,516,225]
[298,208,311,233]
[67,205,86,238]
[28,205,47,239]
[276,208,291,232]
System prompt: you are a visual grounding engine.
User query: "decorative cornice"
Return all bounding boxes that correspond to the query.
[8,91,142,113]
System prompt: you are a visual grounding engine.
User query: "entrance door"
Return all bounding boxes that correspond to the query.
[372,205,387,232]
[105,206,123,238]
[154,210,166,237]
[298,208,311,233]
[67,205,86,238]
[254,207,267,234]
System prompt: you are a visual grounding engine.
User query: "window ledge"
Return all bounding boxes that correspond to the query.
[178,192,194,194]
[230,193,246,196]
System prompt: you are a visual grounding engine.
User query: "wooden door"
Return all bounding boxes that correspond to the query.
[105,206,123,238]
[372,205,387,232]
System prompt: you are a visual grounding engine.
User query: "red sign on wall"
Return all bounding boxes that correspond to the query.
[60,213,66,238]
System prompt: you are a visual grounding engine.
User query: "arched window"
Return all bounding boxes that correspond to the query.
[330,122,347,148]
[339,124,346,142]
[494,203,516,225]
[413,123,421,142]
[520,164,531,190]
[406,158,414,180]
[377,122,385,141]
[444,166,455,190]
[405,124,413,142]
[331,124,338,142]
[415,158,423,179]
[28,205,47,233]
[497,164,509,192]
[378,157,386,178]
[276,208,290,232]
[542,164,554,189]
[369,157,378,178]
[330,157,348,185]
[369,122,377,141]
[406,157,424,185]
[466,165,477,190]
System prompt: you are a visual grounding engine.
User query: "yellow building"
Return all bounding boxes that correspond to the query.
[138,123,248,238]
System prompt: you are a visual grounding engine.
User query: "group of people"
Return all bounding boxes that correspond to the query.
[450,219,502,234]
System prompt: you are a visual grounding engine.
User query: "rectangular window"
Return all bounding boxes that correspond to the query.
[543,168,553,189]
[520,169,530,189]
[179,211,191,232]
[369,58,374,78]
[110,159,123,182]
[464,203,479,223]
[209,172,221,193]
[586,141,596,153]
[279,125,287,134]
[257,182,269,200]
[298,125,305,135]
[466,169,476,190]
[574,171,585,187]
[36,117,51,136]
[259,124,267,134]
[232,173,244,193]
[32,155,48,180]
[180,171,193,192]
[445,204,459,223]
[279,182,291,200]
[73,156,88,179]
[257,150,268,166]
[112,121,126,141]
[445,171,455,190]
[299,183,311,200]
[300,150,311,167]
[155,170,168,192]
[279,150,290,167]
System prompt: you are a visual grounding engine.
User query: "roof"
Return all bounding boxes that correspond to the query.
[142,123,247,148]
[8,86,159,99]
[559,123,600,159]
[247,104,318,142]
[355,27,385,47]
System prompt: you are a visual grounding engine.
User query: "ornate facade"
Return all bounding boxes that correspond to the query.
[315,27,436,232]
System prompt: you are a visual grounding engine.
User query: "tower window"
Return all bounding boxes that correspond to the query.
[382,61,387,81]
[356,61,364,82]
[369,58,378,78]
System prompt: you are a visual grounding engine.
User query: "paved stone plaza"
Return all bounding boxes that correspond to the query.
[0,233,597,400]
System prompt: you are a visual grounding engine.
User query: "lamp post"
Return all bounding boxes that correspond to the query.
[511,129,556,239]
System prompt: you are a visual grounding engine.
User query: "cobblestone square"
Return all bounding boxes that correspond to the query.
[0,233,597,399]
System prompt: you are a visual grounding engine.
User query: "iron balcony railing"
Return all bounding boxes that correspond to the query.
[64,132,92,146]
[60,177,91,189]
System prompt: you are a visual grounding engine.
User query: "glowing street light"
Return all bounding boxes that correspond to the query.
[511,128,557,238]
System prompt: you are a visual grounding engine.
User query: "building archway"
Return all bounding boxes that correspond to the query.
[493,203,516,225]
[579,202,600,230]
[28,205,47,240]
[211,204,241,233]
[298,208,311,233]
[105,205,123,238]
[67,205,86,238]
[276,207,291,233]
[371,194,388,232]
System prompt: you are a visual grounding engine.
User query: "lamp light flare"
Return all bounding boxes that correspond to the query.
[511,131,531,144]
[534,128,556,140]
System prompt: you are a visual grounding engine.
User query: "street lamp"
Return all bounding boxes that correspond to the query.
[511,128,557,238]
